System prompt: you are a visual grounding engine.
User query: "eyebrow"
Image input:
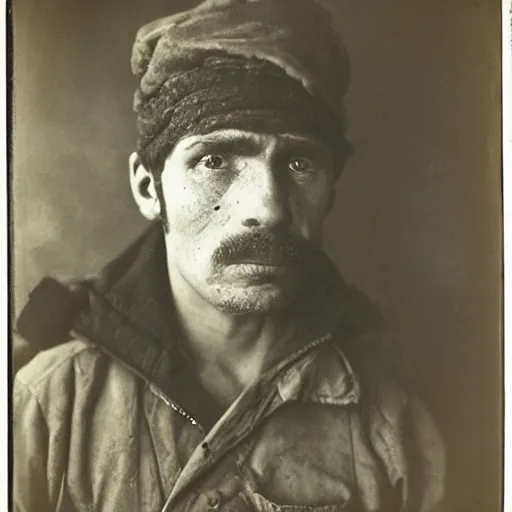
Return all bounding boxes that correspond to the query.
[183,135,260,156]
[183,133,328,157]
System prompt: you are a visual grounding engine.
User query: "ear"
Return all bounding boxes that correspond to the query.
[129,152,161,221]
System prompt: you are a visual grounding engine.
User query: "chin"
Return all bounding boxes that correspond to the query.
[215,284,296,315]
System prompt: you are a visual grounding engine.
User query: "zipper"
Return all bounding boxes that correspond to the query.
[158,333,333,436]
[151,333,335,437]
[148,383,205,435]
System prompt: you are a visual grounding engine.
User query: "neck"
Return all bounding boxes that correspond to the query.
[166,263,302,404]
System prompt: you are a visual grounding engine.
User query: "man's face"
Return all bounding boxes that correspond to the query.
[158,129,337,314]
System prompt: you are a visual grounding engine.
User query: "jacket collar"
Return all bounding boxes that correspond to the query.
[274,334,361,406]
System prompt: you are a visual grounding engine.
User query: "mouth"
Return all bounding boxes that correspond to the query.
[227,261,296,278]
[228,256,299,268]
[230,258,287,266]
[227,252,302,266]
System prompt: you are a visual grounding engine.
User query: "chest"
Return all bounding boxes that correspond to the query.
[64,391,392,512]
[170,403,360,512]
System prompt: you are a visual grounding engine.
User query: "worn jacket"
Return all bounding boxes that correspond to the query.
[14,224,448,512]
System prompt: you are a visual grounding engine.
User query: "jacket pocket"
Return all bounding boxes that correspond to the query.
[248,491,353,512]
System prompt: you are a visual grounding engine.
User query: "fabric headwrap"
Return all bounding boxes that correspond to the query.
[131,0,351,174]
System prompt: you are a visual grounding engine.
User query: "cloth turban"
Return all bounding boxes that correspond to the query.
[131,0,351,173]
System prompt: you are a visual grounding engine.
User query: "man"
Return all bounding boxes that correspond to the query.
[13,0,448,510]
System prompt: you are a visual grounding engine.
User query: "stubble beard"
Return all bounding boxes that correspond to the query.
[206,263,306,315]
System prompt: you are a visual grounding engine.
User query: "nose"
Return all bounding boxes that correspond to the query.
[238,161,291,229]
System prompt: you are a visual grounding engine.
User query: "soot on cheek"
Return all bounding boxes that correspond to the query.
[171,177,228,234]
[175,193,225,237]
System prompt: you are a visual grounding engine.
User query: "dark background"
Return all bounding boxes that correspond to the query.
[12,0,502,510]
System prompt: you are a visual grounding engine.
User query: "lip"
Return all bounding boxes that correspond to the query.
[228,262,293,276]
[228,257,297,267]
[231,261,286,267]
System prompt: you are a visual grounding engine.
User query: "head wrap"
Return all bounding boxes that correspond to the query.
[131,0,351,172]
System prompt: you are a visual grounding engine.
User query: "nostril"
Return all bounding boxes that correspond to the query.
[213,205,220,211]
[242,218,260,227]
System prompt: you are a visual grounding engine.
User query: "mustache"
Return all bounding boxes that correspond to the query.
[212,228,317,266]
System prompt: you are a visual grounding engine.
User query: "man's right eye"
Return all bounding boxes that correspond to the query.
[199,154,226,170]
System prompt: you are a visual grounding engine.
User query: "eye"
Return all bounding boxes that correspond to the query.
[288,157,313,174]
[199,154,226,170]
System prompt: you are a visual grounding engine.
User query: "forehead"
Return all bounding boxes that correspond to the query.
[175,129,331,153]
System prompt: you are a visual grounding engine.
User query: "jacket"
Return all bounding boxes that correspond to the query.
[13,224,448,512]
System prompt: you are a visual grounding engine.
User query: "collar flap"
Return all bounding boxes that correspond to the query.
[277,342,361,406]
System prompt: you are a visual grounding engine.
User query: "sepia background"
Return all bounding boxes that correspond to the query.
[12,0,502,510]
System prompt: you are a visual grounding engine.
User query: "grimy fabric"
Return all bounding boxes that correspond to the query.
[13,225,449,511]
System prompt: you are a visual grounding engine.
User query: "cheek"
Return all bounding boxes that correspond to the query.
[291,181,332,239]
[160,168,228,240]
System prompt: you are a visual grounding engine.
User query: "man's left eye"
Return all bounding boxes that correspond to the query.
[288,157,312,174]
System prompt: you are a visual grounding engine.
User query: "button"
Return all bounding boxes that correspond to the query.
[204,490,221,510]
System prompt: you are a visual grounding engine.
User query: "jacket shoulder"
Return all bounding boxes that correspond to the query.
[15,340,101,390]
[14,339,146,433]
[13,340,143,412]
